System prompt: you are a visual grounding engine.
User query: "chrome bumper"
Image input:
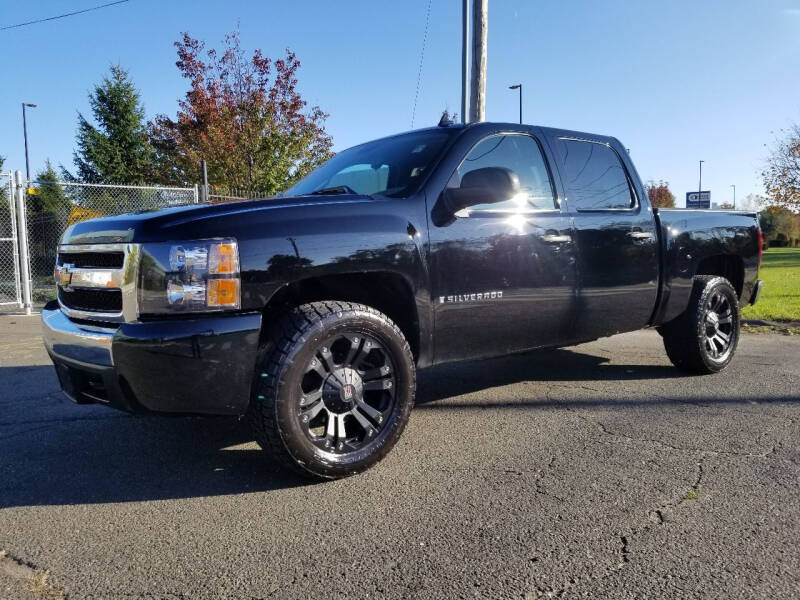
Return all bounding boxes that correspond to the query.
[41,304,116,367]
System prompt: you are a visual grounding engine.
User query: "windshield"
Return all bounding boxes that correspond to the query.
[287,129,457,198]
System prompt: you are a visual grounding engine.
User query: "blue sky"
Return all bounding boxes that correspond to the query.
[2,0,799,207]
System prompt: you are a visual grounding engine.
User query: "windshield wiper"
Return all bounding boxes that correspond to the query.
[309,185,358,196]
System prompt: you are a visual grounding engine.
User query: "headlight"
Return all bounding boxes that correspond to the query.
[138,239,241,315]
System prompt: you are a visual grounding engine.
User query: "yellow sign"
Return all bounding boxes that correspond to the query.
[68,205,105,226]
[27,187,39,195]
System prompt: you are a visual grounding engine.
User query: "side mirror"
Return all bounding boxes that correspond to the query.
[443,167,521,213]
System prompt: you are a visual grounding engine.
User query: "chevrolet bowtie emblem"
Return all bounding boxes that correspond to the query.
[55,263,74,288]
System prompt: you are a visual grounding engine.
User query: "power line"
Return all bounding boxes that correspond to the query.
[1,0,131,32]
[410,0,433,129]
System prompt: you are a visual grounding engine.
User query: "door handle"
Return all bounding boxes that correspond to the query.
[542,234,572,243]
[627,231,654,240]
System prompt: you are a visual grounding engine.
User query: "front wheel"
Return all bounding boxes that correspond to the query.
[662,275,741,374]
[247,301,415,479]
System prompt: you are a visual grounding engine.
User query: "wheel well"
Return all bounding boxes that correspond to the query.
[695,255,744,298]
[262,272,420,361]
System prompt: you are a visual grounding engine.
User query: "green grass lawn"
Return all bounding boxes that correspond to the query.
[742,247,800,322]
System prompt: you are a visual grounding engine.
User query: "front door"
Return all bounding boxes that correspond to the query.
[429,132,577,363]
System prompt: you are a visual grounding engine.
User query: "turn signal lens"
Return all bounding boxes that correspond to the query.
[209,243,237,274]
[207,278,240,308]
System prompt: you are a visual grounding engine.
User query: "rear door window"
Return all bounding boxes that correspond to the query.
[558,139,635,210]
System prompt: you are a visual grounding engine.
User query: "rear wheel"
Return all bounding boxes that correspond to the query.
[247,301,415,479]
[662,276,740,374]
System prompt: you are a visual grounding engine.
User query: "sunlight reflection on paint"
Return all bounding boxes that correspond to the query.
[511,191,528,208]
[505,213,527,232]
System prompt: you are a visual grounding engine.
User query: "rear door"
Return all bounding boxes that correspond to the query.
[429,131,577,363]
[551,136,659,340]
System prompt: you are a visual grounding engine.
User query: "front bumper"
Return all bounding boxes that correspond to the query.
[42,301,262,415]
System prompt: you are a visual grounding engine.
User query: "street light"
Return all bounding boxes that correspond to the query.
[508,84,522,124]
[730,184,736,210]
[22,102,37,182]
[698,160,704,196]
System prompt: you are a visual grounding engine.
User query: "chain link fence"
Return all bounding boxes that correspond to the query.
[0,174,276,313]
[0,173,22,307]
[206,185,272,203]
[1,179,197,310]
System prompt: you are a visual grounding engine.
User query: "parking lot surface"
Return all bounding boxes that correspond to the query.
[1,314,798,599]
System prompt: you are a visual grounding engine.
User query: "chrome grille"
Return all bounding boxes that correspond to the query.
[55,243,139,322]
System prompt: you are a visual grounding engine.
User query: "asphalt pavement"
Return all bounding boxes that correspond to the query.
[1,314,798,599]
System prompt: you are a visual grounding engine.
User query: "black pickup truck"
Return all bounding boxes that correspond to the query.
[43,121,763,478]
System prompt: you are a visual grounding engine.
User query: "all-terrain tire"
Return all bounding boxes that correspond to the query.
[246,301,415,479]
[662,276,741,374]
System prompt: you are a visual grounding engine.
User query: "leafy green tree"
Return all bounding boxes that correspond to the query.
[758,210,775,247]
[31,160,70,215]
[761,205,800,247]
[68,64,154,184]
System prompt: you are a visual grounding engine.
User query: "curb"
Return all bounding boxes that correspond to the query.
[742,319,800,328]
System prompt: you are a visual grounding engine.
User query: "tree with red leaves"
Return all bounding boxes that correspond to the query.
[149,31,333,193]
[646,180,676,208]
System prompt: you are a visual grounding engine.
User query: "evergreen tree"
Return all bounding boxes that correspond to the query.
[69,64,154,184]
[31,160,70,215]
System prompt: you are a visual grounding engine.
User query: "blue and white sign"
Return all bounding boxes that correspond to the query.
[686,191,711,209]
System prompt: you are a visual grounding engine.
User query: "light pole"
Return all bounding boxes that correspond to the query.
[698,160,704,196]
[22,103,36,182]
[509,84,522,124]
[730,184,736,209]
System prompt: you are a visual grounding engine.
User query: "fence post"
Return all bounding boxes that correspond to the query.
[193,184,199,204]
[14,171,32,315]
[6,173,23,309]
[200,160,208,203]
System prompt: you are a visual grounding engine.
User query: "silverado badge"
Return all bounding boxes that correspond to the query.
[439,291,503,304]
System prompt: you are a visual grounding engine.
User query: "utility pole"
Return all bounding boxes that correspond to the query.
[22,103,36,182]
[461,0,469,124]
[469,0,488,123]
[730,184,736,209]
[509,84,522,124]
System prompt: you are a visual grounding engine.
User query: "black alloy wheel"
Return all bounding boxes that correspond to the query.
[248,301,415,479]
[662,275,741,374]
[298,331,397,455]
[701,287,736,361]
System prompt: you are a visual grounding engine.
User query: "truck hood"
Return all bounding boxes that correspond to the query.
[60,193,379,245]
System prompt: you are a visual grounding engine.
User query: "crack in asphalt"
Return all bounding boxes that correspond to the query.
[0,549,64,600]
[531,401,778,598]
[567,409,780,460]
[543,459,708,598]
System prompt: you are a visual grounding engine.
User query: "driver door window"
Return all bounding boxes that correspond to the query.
[448,134,557,212]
